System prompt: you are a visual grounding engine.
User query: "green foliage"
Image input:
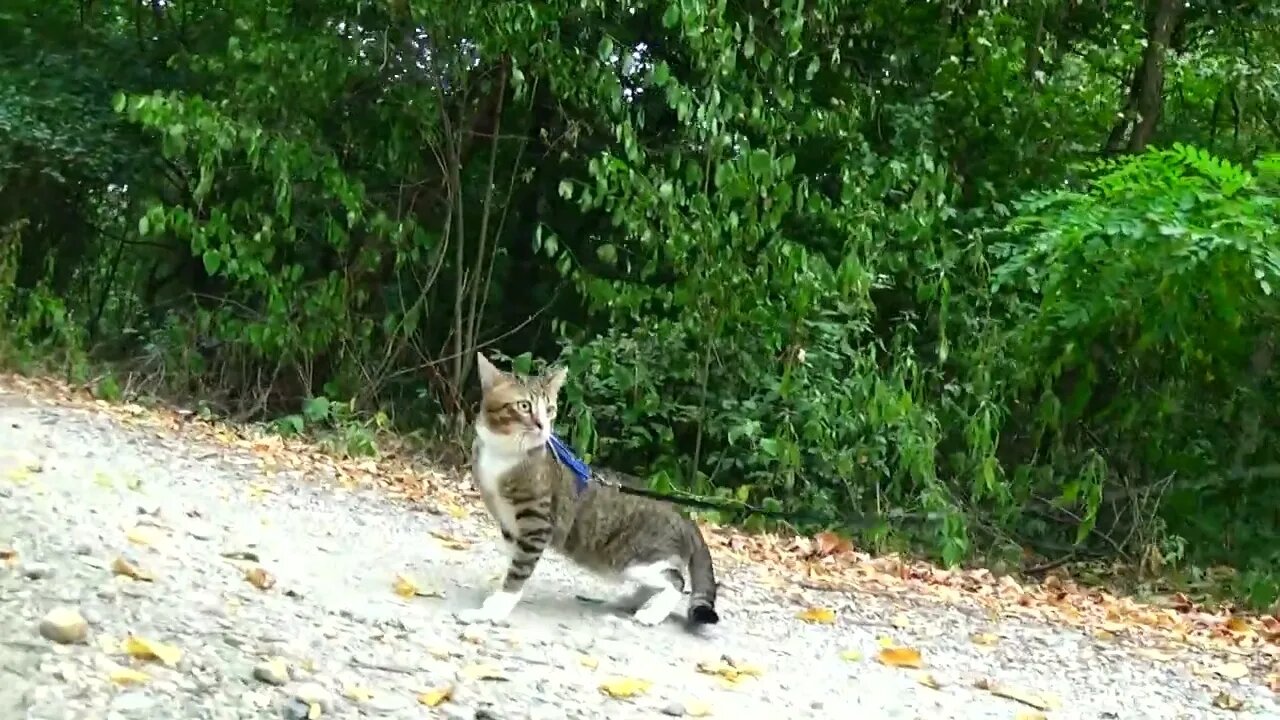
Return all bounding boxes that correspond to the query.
[3,0,1280,607]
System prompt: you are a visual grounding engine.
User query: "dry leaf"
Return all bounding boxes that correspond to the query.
[579,655,600,670]
[442,503,468,519]
[430,531,471,550]
[973,679,1059,710]
[876,646,923,669]
[122,635,183,666]
[125,526,163,547]
[108,667,150,685]
[1224,616,1252,634]
[244,566,276,590]
[1014,713,1047,720]
[459,663,508,681]
[796,607,836,624]
[970,632,999,646]
[876,635,895,648]
[417,685,453,707]
[813,530,853,556]
[1266,673,1279,693]
[890,613,910,629]
[839,650,863,662]
[1211,662,1249,680]
[915,672,942,689]
[598,676,651,698]
[0,547,16,562]
[684,700,713,717]
[392,573,419,598]
[111,556,154,582]
[306,702,321,720]
[695,658,763,685]
[1212,691,1244,711]
[1134,647,1179,662]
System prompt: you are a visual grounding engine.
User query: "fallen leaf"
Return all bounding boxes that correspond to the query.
[244,566,276,590]
[695,658,763,685]
[1211,662,1249,680]
[0,547,17,564]
[890,613,910,629]
[970,632,999,646]
[425,645,452,660]
[417,685,453,707]
[1014,713,1047,720]
[341,685,373,702]
[915,672,942,689]
[598,676,651,699]
[877,646,923,669]
[1134,647,1179,662]
[876,635,895,648]
[796,607,836,624]
[307,702,321,719]
[125,526,163,547]
[1224,616,1252,634]
[579,655,600,670]
[973,678,1059,710]
[1266,672,1279,692]
[108,667,150,685]
[839,650,863,662]
[430,530,471,550]
[122,635,183,666]
[392,573,419,598]
[813,530,853,556]
[442,503,468,519]
[1212,691,1244,711]
[111,556,154,582]
[684,700,713,716]
[459,663,507,681]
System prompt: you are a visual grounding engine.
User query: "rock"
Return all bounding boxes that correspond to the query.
[22,562,53,579]
[291,683,333,713]
[660,702,686,717]
[253,658,291,686]
[112,692,158,713]
[38,607,89,644]
[73,542,95,556]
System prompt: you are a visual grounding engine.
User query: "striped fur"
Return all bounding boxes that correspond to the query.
[458,353,720,630]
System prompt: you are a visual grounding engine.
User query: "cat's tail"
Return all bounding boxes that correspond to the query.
[683,519,720,628]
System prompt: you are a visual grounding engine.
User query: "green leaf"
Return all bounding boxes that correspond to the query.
[202,249,222,275]
[748,149,771,177]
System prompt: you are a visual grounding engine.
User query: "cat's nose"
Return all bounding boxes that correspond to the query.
[532,419,544,431]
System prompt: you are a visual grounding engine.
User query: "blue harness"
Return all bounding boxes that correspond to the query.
[546,432,591,493]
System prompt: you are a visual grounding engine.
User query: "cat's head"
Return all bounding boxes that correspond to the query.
[474,352,568,452]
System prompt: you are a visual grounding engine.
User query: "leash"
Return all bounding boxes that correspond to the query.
[546,433,942,530]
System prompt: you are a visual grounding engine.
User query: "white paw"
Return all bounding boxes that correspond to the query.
[457,590,521,624]
[631,587,681,626]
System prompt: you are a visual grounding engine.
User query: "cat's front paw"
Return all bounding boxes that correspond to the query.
[455,590,521,625]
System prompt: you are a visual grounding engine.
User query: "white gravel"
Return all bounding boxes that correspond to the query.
[1,391,1278,720]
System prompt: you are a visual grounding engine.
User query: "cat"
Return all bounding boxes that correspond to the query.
[457,352,720,630]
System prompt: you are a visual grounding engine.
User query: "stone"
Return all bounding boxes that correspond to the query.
[252,659,290,686]
[291,683,333,713]
[22,562,54,579]
[38,607,89,644]
[660,702,686,717]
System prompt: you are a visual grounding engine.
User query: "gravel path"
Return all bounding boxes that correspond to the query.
[2,390,1278,720]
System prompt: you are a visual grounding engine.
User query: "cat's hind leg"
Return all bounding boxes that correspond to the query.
[623,561,684,626]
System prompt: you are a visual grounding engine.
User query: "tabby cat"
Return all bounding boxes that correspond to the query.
[457,352,720,630]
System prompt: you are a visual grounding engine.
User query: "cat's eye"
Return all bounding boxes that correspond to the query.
[514,400,532,413]
[547,403,557,415]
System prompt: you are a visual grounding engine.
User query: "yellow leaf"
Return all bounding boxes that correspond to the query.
[417,685,453,707]
[876,635,895,648]
[426,645,452,660]
[244,566,276,590]
[443,503,468,519]
[796,607,836,624]
[1014,713,1048,720]
[1223,616,1252,634]
[839,650,863,662]
[915,672,942,689]
[599,676,651,698]
[684,700,713,717]
[579,655,600,670]
[341,685,373,702]
[876,646,923,669]
[973,679,1059,710]
[108,668,150,685]
[111,556,154,582]
[890,613,910,629]
[122,635,183,666]
[307,702,321,719]
[430,530,472,550]
[459,663,507,681]
[125,526,163,547]
[970,632,999,646]
[694,658,762,685]
[392,573,419,598]
[1211,662,1250,680]
[1212,691,1244,711]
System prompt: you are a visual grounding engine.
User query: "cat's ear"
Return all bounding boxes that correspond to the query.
[475,352,503,391]
[543,366,568,397]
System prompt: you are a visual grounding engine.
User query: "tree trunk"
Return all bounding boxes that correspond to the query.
[1104,0,1187,154]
